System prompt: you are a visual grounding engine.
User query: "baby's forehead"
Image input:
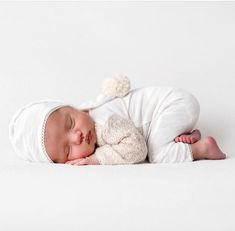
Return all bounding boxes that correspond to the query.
[48,106,81,123]
[59,105,74,111]
[54,105,75,115]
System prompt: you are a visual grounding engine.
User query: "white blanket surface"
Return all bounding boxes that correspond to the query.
[0,151,234,231]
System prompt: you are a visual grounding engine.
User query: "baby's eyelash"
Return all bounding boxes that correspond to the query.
[70,117,74,129]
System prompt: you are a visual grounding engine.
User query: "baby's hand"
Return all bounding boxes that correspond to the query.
[66,155,100,166]
[66,158,90,165]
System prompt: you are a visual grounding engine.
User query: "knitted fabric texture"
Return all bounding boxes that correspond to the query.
[92,114,148,165]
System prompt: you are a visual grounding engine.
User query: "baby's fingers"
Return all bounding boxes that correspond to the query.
[66,159,88,165]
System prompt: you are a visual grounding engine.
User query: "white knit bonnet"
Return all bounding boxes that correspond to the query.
[9,75,130,163]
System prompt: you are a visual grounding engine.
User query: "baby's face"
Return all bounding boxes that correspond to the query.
[44,106,97,163]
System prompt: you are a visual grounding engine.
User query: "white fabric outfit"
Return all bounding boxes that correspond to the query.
[9,79,199,164]
[89,87,200,163]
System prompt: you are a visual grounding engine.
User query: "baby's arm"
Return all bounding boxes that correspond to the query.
[93,114,148,165]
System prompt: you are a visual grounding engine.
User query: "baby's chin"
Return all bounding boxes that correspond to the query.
[83,144,96,158]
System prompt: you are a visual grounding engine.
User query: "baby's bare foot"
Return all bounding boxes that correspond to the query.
[174,129,201,144]
[203,136,226,160]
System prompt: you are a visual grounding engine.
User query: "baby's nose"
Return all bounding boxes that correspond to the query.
[71,130,84,145]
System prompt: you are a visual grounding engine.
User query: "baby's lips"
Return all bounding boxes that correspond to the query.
[80,132,84,144]
[85,130,91,144]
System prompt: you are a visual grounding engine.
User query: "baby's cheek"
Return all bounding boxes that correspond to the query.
[76,146,94,158]
[80,114,90,124]
[83,145,95,158]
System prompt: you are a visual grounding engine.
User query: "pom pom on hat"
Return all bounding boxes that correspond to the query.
[102,74,131,99]
[78,74,131,110]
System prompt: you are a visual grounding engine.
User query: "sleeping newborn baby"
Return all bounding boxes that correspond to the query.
[9,75,226,165]
[44,107,147,165]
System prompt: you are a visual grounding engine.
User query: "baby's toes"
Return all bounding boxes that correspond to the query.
[188,136,193,144]
[191,137,198,144]
[182,136,188,143]
[180,136,191,143]
[185,137,189,143]
[174,137,180,142]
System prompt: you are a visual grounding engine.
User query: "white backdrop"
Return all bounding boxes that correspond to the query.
[0,1,234,159]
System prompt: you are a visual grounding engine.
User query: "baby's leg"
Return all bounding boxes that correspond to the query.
[147,89,200,163]
[191,136,226,160]
[174,129,201,144]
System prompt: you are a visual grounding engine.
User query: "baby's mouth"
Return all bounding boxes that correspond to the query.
[80,133,84,144]
[85,130,91,144]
